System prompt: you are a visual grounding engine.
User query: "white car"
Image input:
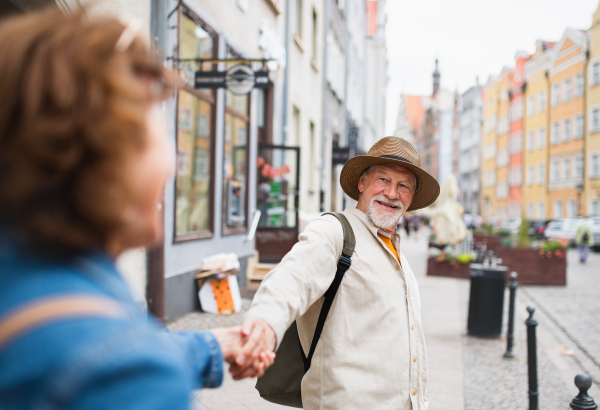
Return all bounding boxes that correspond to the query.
[543,217,583,246]
[590,217,600,251]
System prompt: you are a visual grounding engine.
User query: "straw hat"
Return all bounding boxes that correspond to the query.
[340,137,440,212]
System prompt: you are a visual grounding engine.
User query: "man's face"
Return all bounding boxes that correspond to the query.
[356,164,416,234]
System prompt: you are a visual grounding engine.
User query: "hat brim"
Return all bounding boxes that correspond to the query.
[340,156,441,212]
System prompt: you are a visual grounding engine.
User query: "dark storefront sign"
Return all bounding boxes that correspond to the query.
[195,64,269,94]
[332,122,359,165]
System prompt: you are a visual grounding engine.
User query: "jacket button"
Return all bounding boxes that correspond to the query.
[411,325,414,330]
[413,357,417,362]
[395,264,400,270]
[412,389,417,395]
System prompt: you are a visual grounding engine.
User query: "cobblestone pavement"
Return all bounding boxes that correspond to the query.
[168,228,599,409]
[519,248,600,386]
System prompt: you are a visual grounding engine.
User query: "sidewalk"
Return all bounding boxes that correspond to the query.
[168,227,599,409]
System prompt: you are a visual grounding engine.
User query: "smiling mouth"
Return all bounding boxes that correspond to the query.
[376,200,399,210]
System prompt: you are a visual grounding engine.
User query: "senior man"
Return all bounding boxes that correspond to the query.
[238,137,440,409]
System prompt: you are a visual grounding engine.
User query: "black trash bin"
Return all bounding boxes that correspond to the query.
[467,263,508,338]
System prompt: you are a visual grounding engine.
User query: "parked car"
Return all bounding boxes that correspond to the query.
[528,221,548,239]
[590,217,600,251]
[544,217,583,246]
[500,218,522,234]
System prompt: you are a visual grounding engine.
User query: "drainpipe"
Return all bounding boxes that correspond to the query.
[281,0,292,145]
[321,0,330,211]
[146,0,168,324]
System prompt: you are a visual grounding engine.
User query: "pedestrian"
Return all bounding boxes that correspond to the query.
[412,214,421,239]
[237,137,440,409]
[404,215,413,238]
[574,219,595,264]
[0,8,272,409]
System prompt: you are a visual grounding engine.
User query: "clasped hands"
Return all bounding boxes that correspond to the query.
[211,317,277,380]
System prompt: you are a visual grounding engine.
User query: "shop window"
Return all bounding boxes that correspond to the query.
[174,11,217,240]
[223,49,250,234]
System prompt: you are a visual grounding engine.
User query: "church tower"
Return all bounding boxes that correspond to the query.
[432,59,440,96]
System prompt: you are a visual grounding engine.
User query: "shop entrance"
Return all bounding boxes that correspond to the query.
[255,144,300,263]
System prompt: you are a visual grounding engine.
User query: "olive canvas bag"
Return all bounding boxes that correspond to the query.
[255,212,355,408]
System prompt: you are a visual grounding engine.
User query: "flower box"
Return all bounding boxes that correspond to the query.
[495,247,566,285]
[426,258,470,279]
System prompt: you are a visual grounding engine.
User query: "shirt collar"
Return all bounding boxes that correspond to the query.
[344,207,402,243]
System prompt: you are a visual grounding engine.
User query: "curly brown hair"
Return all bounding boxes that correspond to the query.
[0,7,174,255]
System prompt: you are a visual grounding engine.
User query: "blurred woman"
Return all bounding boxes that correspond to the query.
[0,7,271,409]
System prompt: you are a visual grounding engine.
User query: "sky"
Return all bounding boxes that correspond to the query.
[384,0,600,135]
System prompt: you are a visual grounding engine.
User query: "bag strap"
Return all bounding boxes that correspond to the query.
[303,212,355,372]
[0,295,126,350]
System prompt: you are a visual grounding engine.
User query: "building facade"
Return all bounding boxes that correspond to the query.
[548,28,587,219]
[587,3,600,217]
[523,40,555,221]
[458,82,484,215]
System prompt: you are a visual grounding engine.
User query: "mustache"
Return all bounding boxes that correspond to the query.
[370,194,404,209]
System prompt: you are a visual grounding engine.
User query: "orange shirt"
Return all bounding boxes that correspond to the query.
[377,231,399,262]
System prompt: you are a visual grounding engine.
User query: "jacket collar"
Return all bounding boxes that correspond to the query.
[344,207,403,246]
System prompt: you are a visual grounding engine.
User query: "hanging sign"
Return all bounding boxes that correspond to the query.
[194,64,269,94]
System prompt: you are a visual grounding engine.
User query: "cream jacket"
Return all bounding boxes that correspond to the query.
[247,208,429,409]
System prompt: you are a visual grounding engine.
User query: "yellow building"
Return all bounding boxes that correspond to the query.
[586,4,600,217]
[481,75,499,223]
[495,68,513,222]
[481,67,511,224]
[522,40,555,221]
[548,28,587,218]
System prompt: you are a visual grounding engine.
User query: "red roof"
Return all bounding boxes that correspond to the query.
[366,1,378,37]
[404,95,427,136]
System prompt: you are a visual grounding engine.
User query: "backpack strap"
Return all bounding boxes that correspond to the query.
[0,295,126,350]
[303,212,355,372]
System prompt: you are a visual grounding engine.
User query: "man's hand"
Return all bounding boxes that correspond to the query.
[210,325,276,380]
[229,317,277,380]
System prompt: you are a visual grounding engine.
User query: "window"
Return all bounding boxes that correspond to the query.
[592,107,600,133]
[575,73,584,97]
[538,201,545,220]
[591,152,600,178]
[526,202,534,219]
[551,157,559,182]
[511,98,523,121]
[496,181,508,199]
[563,118,571,141]
[563,156,571,180]
[510,166,522,186]
[568,200,577,217]
[575,155,584,179]
[497,148,509,166]
[527,131,535,151]
[527,165,534,186]
[553,201,563,218]
[593,61,600,86]
[175,13,217,239]
[538,163,545,185]
[590,198,599,217]
[294,0,303,39]
[538,128,546,149]
[563,79,572,102]
[551,84,560,106]
[311,8,317,62]
[539,90,546,112]
[551,122,560,144]
[528,96,535,117]
[510,132,522,153]
[223,48,250,233]
[575,115,584,138]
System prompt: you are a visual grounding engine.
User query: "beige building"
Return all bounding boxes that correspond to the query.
[587,3,600,217]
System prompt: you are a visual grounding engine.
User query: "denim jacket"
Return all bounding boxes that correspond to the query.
[0,241,223,410]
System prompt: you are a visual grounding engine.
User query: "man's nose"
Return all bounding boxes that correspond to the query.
[383,184,400,200]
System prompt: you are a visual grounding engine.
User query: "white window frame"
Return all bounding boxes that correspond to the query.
[538,201,545,220]
[592,61,600,86]
[538,128,546,149]
[527,130,535,151]
[551,84,560,106]
[591,107,600,133]
[575,115,584,139]
[563,156,571,180]
[553,201,563,218]
[539,90,546,112]
[528,96,535,117]
[575,73,584,97]
[590,198,599,217]
[563,79,572,103]
[538,163,545,185]
[590,152,600,178]
[527,165,534,186]
[551,122,560,144]
[563,118,571,142]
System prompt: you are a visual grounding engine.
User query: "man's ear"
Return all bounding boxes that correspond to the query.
[358,174,365,193]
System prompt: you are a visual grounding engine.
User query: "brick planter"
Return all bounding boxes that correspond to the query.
[472,233,505,253]
[495,247,567,285]
[426,258,470,279]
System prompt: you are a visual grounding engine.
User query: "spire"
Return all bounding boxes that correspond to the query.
[433,59,440,96]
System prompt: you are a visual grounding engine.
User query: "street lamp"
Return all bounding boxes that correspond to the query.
[576,183,584,216]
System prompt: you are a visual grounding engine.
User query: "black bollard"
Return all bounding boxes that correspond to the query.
[570,374,598,410]
[526,305,539,410]
[504,272,518,359]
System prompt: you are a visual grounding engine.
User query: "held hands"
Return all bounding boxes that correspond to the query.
[231,317,277,380]
[210,321,276,380]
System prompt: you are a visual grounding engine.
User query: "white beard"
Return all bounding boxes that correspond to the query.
[366,194,405,232]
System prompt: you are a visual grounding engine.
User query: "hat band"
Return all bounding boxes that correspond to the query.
[380,155,413,164]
